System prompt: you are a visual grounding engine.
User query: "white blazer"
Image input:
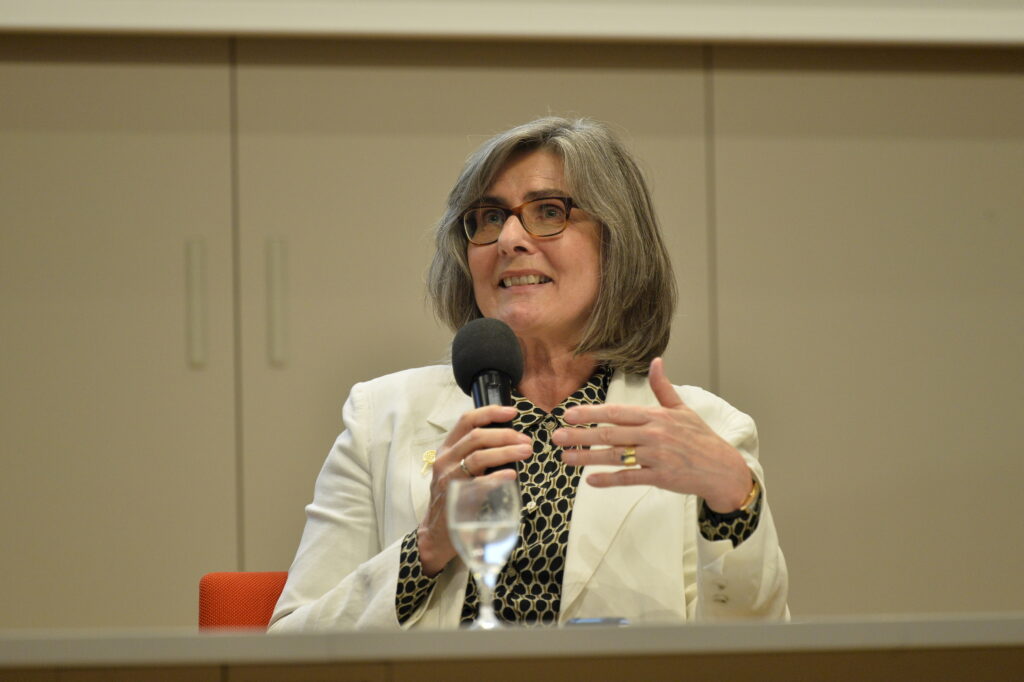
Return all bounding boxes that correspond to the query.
[269,365,788,631]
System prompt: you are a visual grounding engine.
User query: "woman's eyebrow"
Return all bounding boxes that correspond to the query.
[524,188,569,201]
[473,189,568,207]
[473,195,505,207]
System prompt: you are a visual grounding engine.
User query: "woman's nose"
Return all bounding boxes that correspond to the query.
[497,214,535,254]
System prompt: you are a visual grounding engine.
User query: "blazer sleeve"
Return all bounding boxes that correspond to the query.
[268,380,406,631]
[687,389,789,621]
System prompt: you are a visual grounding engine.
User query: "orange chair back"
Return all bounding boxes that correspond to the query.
[198,571,288,630]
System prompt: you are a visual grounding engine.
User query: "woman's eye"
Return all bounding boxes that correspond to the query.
[539,203,566,220]
[482,209,505,224]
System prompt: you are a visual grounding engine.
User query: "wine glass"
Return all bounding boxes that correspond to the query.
[446,477,521,630]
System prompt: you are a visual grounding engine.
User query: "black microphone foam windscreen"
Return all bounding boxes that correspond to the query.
[452,318,524,395]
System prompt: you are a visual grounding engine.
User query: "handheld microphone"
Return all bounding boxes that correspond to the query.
[452,318,524,474]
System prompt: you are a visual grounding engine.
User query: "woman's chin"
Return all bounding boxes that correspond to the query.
[490,309,542,336]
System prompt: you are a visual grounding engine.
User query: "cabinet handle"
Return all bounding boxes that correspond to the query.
[185,239,207,369]
[267,238,288,367]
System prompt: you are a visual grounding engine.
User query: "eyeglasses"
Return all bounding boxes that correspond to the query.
[461,196,575,245]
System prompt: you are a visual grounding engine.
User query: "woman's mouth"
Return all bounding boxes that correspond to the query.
[500,274,553,288]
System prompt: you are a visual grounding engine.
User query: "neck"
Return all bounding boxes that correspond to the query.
[517,339,598,413]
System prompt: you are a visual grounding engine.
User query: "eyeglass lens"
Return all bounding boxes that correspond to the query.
[464,197,569,244]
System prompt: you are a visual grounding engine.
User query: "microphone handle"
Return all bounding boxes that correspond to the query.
[470,370,518,474]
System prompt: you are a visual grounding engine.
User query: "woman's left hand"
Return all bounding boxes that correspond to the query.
[554,357,754,513]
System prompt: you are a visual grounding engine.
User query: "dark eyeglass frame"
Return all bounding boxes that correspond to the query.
[461,196,575,245]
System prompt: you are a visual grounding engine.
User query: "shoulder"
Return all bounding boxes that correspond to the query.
[346,365,463,424]
[613,370,734,409]
[354,364,455,395]
[614,370,756,438]
[350,364,457,406]
[677,385,748,421]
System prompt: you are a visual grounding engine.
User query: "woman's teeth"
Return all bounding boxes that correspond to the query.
[501,274,552,287]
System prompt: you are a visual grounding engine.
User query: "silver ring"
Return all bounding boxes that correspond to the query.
[459,458,475,478]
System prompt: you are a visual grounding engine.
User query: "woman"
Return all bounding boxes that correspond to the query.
[269,117,788,631]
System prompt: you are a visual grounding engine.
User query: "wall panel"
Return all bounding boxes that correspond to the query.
[0,36,238,627]
[713,46,1024,615]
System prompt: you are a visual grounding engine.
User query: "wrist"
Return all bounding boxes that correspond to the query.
[703,471,757,514]
[416,526,453,578]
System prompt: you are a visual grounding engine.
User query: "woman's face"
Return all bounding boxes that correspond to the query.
[467,149,602,348]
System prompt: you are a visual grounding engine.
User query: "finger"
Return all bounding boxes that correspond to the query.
[585,468,657,488]
[448,405,519,441]
[460,443,533,475]
[562,444,637,468]
[552,425,647,448]
[563,403,650,426]
[443,425,530,460]
[648,357,684,409]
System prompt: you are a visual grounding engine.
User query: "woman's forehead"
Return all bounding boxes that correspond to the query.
[483,149,567,200]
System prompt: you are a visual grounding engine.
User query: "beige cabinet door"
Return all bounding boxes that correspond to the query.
[713,46,1024,616]
[0,36,238,627]
[234,39,712,571]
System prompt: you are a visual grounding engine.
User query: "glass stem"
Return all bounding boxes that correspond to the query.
[476,570,500,629]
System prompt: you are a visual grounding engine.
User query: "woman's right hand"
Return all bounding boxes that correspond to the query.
[416,404,531,577]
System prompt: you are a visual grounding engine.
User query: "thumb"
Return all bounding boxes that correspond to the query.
[648,357,684,408]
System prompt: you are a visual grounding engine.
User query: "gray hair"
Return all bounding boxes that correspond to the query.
[427,117,676,376]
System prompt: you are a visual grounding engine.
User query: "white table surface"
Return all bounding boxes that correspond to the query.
[2,613,1023,668]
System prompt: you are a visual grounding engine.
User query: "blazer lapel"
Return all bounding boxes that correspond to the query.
[409,380,469,518]
[559,370,658,619]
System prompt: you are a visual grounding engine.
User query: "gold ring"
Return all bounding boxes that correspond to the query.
[459,458,475,478]
[620,446,637,467]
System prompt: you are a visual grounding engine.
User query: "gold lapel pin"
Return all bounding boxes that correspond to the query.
[420,449,437,476]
